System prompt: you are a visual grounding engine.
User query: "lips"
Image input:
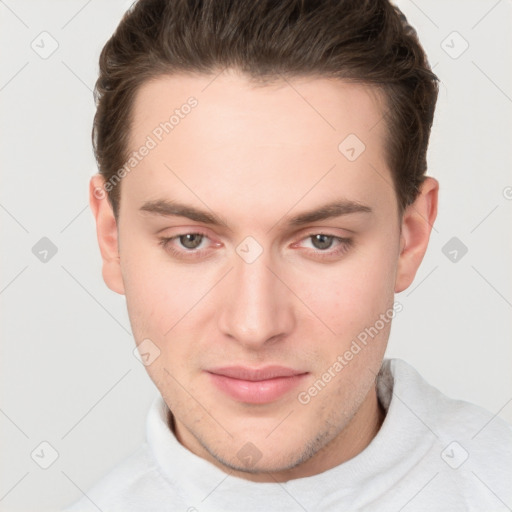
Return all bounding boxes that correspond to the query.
[206,365,308,404]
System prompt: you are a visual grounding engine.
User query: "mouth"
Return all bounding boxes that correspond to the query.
[205,365,309,404]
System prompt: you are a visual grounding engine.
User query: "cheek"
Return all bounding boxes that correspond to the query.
[120,242,213,372]
[122,260,201,390]
[120,236,187,326]
[122,263,169,335]
[297,238,398,336]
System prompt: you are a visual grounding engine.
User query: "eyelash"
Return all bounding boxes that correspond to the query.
[158,230,353,261]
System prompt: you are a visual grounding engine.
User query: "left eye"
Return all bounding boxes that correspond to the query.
[303,233,338,250]
[174,233,205,250]
[158,232,210,255]
[294,233,353,260]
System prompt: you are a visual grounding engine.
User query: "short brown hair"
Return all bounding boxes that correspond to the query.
[93,0,439,219]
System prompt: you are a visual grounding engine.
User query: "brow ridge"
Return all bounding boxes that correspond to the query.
[139,198,372,229]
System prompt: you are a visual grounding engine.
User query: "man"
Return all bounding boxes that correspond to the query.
[65,0,512,510]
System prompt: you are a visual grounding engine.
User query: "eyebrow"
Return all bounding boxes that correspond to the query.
[139,198,372,229]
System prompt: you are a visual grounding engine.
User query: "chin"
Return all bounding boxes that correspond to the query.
[203,426,329,477]
[213,445,309,477]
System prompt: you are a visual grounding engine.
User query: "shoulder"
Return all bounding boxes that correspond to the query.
[62,443,174,512]
[382,357,512,445]
[380,358,512,509]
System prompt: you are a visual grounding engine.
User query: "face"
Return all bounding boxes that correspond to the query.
[91,69,438,481]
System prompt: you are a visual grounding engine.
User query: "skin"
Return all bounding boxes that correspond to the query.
[90,69,438,482]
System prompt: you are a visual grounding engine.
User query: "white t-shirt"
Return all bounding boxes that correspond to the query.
[64,358,512,511]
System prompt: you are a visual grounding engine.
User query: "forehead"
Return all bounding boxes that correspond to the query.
[123,71,395,225]
[130,71,387,146]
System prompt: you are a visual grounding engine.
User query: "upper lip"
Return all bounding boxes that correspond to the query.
[206,365,307,381]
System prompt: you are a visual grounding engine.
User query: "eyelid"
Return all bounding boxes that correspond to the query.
[157,227,350,246]
[158,228,353,261]
[158,227,222,259]
[291,232,353,256]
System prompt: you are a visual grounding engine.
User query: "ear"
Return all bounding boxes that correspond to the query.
[89,174,125,295]
[395,177,439,293]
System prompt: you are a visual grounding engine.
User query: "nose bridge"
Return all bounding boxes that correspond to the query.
[217,241,293,347]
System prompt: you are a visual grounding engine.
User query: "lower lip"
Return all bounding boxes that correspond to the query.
[207,372,308,404]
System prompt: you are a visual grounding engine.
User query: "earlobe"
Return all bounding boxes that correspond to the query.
[89,174,126,295]
[394,177,439,293]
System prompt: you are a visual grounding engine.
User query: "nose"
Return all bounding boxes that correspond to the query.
[217,246,295,350]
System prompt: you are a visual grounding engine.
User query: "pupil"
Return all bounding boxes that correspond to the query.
[181,234,202,249]
[313,234,332,250]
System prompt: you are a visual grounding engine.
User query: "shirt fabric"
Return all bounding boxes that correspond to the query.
[64,358,512,511]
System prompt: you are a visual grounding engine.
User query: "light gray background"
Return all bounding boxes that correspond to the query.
[1,0,511,510]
